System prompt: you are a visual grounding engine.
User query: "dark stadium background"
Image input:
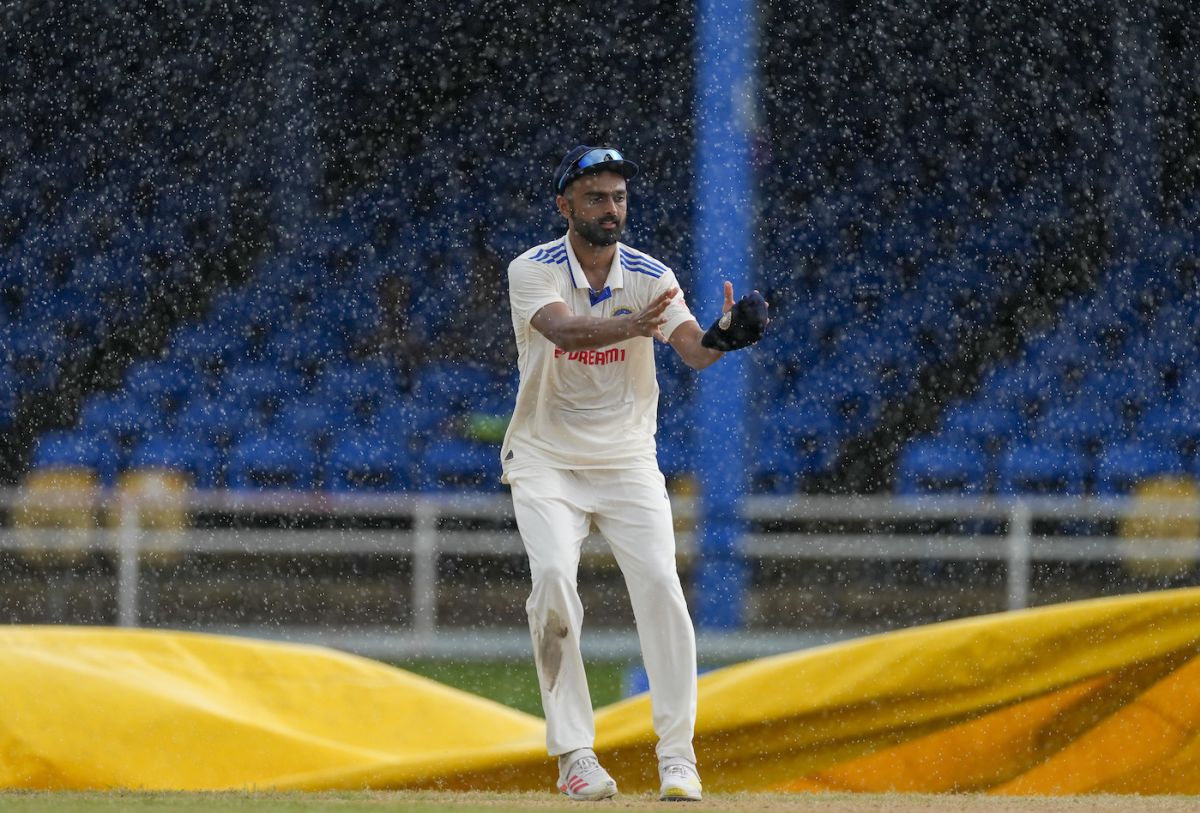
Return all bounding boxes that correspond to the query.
[3,2,1200,645]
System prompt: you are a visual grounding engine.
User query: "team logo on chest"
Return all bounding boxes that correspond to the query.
[613,307,634,317]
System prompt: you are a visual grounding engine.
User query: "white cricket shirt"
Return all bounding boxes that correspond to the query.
[500,234,697,481]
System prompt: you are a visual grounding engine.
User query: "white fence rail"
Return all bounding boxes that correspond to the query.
[1,490,1197,658]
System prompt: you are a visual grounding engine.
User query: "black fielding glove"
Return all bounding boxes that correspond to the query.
[701,290,770,351]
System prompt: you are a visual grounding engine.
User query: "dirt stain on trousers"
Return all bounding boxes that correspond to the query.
[536,609,570,692]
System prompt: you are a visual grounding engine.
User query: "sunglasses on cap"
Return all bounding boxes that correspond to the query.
[556,148,638,192]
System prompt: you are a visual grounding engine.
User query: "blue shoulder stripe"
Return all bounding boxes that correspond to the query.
[621,257,665,278]
[627,267,665,280]
[530,245,567,264]
[619,248,669,275]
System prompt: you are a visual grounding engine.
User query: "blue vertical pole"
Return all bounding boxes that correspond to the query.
[694,0,755,629]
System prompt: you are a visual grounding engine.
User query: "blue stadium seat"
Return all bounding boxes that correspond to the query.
[941,402,1025,451]
[312,286,381,336]
[998,442,1088,495]
[167,323,248,370]
[1176,372,1200,409]
[656,434,691,481]
[256,255,326,291]
[1095,443,1185,496]
[177,392,263,446]
[749,399,838,494]
[8,326,66,394]
[412,361,500,412]
[316,361,397,424]
[45,286,104,336]
[78,392,158,448]
[221,363,303,427]
[896,435,989,495]
[371,397,426,441]
[263,323,346,369]
[835,326,919,399]
[655,402,693,481]
[276,398,349,448]
[863,223,922,261]
[751,419,802,494]
[880,294,953,366]
[418,438,499,491]
[1123,332,1190,384]
[796,364,880,437]
[226,432,319,491]
[1073,369,1153,426]
[1138,403,1200,458]
[982,361,1058,412]
[325,430,412,492]
[1023,330,1093,371]
[210,283,294,331]
[123,360,197,415]
[128,434,223,489]
[223,363,302,403]
[1146,304,1200,373]
[31,430,121,484]
[781,401,841,477]
[1032,405,1120,454]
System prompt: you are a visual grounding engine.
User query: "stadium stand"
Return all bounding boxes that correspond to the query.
[5,0,1200,509]
[895,435,989,496]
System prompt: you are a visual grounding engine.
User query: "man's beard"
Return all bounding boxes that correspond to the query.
[572,213,625,246]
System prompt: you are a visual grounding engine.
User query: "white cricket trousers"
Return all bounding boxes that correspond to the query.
[508,465,698,763]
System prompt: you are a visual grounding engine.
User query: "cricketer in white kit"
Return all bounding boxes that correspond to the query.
[501,145,770,802]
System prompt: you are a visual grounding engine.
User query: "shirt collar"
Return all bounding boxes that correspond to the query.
[562,233,625,292]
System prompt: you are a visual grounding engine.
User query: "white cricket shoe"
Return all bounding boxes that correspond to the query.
[557,749,618,801]
[659,760,702,801]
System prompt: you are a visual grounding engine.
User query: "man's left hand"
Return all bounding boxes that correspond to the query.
[701,281,770,351]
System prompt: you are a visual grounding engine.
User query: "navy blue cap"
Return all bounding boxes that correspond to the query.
[553,146,639,193]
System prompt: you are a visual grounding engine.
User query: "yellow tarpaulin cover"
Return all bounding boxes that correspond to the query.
[2,588,1199,794]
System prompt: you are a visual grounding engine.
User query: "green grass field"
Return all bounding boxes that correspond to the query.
[398,659,629,716]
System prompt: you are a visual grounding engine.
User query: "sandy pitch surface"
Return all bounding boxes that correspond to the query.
[395,790,1199,812]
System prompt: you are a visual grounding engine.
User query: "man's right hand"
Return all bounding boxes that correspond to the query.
[531,287,679,351]
[631,287,678,342]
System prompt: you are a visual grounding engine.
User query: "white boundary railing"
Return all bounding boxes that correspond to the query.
[1,489,1197,658]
